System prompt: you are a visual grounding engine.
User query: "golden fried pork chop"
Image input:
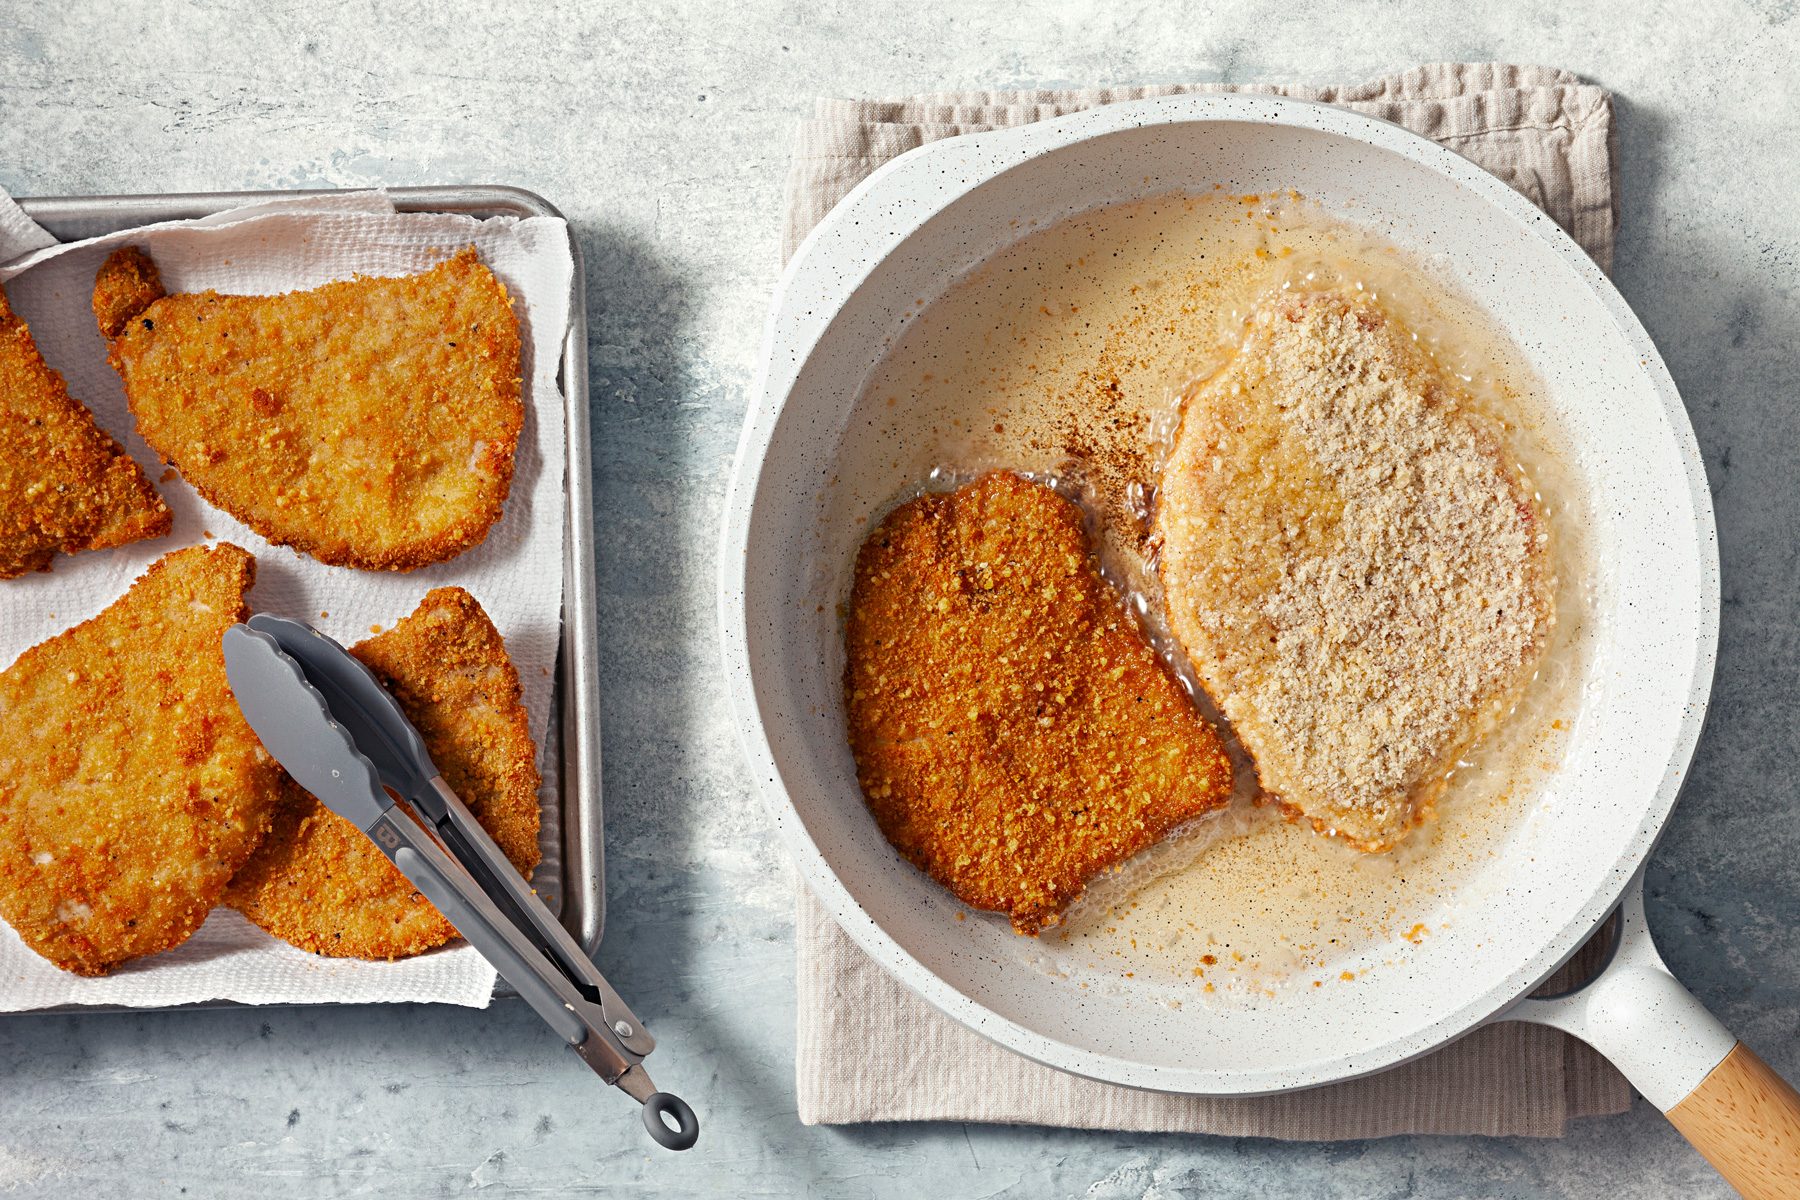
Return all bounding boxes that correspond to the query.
[845,471,1233,934]
[93,246,522,571]
[0,543,280,974]
[0,282,168,578]
[226,587,540,959]
[1153,290,1552,849]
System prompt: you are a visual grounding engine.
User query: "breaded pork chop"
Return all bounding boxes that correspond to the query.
[0,543,281,974]
[226,587,540,959]
[93,246,523,571]
[1153,290,1552,850]
[0,283,169,578]
[845,471,1233,934]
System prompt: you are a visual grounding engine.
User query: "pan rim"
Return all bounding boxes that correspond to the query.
[720,92,1720,1095]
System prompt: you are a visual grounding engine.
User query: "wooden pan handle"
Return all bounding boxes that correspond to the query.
[1665,1042,1800,1200]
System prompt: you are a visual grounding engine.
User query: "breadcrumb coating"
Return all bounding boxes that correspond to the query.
[0,283,169,579]
[94,245,522,571]
[225,587,540,959]
[1154,290,1552,849]
[845,471,1232,934]
[0,544,280,974]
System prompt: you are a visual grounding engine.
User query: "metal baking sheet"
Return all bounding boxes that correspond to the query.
[12,186,604,998]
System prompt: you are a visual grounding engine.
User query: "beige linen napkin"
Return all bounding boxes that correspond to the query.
[786,63,1632,1138]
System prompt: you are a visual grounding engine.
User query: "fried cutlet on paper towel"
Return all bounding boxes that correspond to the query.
[845,471,1233,934]
[1153,290,1552,850]
[92,246,523,572]
[0,283,169,578]
[226,587,540,959]
[0,544,282,975]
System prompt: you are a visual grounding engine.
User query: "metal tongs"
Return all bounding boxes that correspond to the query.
[221,614,699,1150]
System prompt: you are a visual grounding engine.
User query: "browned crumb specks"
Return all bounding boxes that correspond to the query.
[89,245,166,342]
[93,245,524,572]
[0,282,170,579]
[1153,290,1553,850]
[0,544,281,975]
[845,471,1233,934]
[225,587,540,959]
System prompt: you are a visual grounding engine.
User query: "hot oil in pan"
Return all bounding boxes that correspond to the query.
[854,190,1597,1000]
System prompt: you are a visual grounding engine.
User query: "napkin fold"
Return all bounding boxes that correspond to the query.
[0,189,572,1010]
[786,63,1632,1138]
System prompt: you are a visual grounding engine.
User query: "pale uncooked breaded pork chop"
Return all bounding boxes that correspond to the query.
[226,587,540,959]
[93,245,522,571]
[1153,290,1552,849]
[0,543,282,974]
[0,282,169,578]
[845,471,1233,934]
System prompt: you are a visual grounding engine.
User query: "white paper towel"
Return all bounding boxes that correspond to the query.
[0,189,573,1009]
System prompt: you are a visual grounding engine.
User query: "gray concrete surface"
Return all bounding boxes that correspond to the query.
[1,1,1796,1195]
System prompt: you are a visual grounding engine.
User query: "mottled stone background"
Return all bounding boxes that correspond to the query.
[1,1,1795,1196]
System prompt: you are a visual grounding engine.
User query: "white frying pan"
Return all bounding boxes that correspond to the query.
[718,95,1800,1193]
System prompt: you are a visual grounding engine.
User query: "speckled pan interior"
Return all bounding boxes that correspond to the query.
[720,94,1718,1094]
